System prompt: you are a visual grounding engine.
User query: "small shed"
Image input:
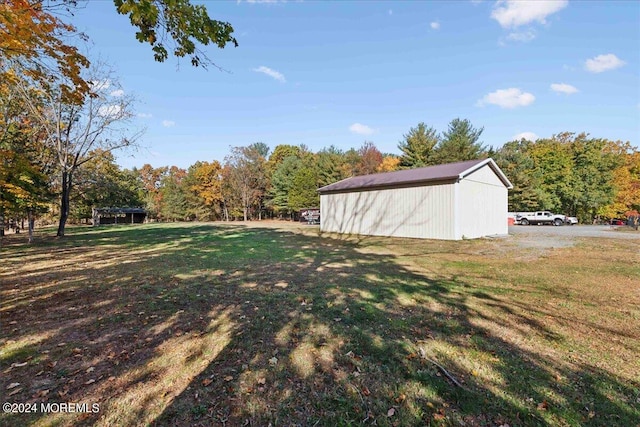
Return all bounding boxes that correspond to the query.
[92,207,146,226]
[317,158,513,240]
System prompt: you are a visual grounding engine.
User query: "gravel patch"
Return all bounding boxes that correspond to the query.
[506,225,640,253]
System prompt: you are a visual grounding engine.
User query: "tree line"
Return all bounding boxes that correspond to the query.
[48,118,496,223]
[7,118,637,234]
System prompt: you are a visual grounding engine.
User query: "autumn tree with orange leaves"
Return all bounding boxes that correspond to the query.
[1,0,238,238]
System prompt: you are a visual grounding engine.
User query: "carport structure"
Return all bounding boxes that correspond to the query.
[92,207,146,226]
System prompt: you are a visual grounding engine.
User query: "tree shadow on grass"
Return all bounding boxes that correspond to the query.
[1,223,638,426]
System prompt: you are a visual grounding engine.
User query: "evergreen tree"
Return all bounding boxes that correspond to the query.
[316,146,349,187]
[434,118,486,163]
[398,122,439,168]
[268,156,302,216]
[289,167,319,212]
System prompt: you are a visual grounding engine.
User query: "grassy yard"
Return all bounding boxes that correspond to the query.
[1,222,639,426]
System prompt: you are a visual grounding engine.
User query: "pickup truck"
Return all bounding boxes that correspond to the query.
[516,211,567,226]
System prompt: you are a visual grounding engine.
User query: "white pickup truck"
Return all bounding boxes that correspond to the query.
[516,211,568,226]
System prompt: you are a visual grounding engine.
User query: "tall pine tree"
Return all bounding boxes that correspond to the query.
[434,118,486,164]
[397,122,439,168]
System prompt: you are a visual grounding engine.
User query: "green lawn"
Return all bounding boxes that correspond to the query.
[1,222,639,426]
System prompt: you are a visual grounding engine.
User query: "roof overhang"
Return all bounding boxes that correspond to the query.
[458,158,513,189]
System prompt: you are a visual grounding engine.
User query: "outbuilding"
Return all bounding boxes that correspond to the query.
[92,207,147,226]
[318,158,513,240]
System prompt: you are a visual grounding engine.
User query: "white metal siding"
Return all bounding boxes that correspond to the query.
[320,183,456,239]
[456,166,508,239]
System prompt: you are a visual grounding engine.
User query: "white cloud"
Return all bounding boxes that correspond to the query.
[349,123,375,136]
[162,120,176,127]
[550,83,578,94]
[512,132,539,141]
[137,112,153,119]
[97,104,122,117]
[430,21,440,30]
[491,0,568,29]
[506,30,536,42]
[584,54,626,73]
[253,65,286,83]
[110,89,124,97]
[477,88,535,108]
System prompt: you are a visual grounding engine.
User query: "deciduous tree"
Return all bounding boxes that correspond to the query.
[14,65,141,236]
[224,144,268,221]
[377,154,401,172]
[184,160,223,220]
[356,141,383,175]
[159,166,187,221]
[113,0,237,69]
[71,150,143,221]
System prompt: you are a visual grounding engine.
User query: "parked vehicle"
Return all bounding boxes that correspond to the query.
[564,216,578,225]
[516,211,567,226]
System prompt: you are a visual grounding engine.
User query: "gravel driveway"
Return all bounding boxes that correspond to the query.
[509,224,640,239]
[504,224,640,252]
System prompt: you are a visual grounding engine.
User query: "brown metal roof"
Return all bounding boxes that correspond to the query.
[318,158,512,194]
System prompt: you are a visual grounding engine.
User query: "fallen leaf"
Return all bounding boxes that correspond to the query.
[269,357,278,366]
[224,375,234,382]
[86,367,95,373]
[362,387,370,396]
[394,393,406,403]
[7,382,20,390]
[202,378,212,387]
[9,388,22,396]
[84,379,95,385]
[537,400,548,411]
[11,362,28,368]
[387,408,395,417]
[257,377,266,385]
[34,389,49,398]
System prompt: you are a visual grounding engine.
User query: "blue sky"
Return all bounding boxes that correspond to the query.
[72,0,640,169]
